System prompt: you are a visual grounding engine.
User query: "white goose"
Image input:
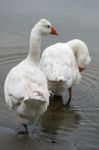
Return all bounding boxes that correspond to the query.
[40,39,91,106]
[4,19,58,134]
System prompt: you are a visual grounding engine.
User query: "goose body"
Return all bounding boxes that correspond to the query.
[4,59,49,124]
[40,39,91,105]
[4,19,58,134]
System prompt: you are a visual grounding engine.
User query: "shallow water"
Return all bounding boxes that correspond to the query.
[0,0,99,149]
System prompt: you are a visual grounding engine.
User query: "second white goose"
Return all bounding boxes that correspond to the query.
[40,39,91,106]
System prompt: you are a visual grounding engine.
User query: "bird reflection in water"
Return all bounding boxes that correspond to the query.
[39,95,80,142]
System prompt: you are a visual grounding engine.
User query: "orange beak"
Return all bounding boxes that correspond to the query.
[79,67,86,72]
[50,27,58,35]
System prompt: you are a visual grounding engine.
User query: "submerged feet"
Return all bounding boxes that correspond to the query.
[17,124,29,135]
[65,87,72,107]
[65,97,71,107]
[49,88,72,107]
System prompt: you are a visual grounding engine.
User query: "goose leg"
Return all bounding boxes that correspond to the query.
[17,124,29,135]
[65,87,72,106]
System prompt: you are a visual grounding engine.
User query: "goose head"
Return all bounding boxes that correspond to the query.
[34,19,58,35]
[77,53,91,72]
[67,39,91,72]
[28,19,58,62]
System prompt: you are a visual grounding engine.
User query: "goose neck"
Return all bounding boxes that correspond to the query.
[27,29,41,63]
[67,41,81,65]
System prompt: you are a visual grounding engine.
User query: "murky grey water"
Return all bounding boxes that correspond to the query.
[0,0,99,149]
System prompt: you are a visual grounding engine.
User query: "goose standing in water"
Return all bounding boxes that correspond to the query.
[40,39,91,106]
[4,19,58,134]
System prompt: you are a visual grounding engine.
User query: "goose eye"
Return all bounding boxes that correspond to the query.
[47,25,50,28]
